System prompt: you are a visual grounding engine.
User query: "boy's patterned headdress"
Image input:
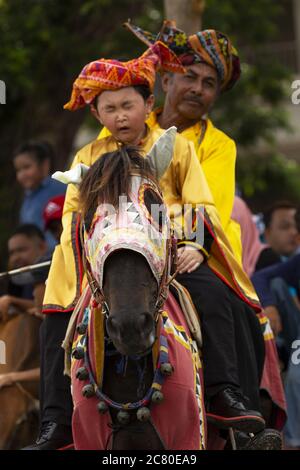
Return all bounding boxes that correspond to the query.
[64,41,185,111]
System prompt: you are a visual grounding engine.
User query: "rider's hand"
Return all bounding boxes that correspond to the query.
[0,295,12,322]
[0,373,15,389]
[27,307,44,319]
[264,305,282,336]
[177,246,204,274]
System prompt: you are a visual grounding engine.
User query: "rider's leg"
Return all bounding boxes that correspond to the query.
[24,312,73,450]
[176,262,265,432]
[40,312,73,426]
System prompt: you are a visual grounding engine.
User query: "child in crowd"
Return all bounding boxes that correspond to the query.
[13,141,66,252]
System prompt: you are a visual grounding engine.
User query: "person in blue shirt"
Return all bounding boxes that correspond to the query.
[252,254,300,315]
[13,141,66,252]
[252,252,300,449]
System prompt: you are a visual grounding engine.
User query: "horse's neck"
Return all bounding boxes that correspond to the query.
[102,354,164,451]
[103,354,153,404]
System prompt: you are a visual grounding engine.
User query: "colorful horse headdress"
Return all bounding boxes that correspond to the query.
[84,173,170,289]
[53,127,177,289]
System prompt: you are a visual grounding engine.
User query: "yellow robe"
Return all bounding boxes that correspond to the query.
[99,111,242,263]
[43,127,259,313]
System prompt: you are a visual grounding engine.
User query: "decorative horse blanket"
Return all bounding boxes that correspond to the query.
[70,290,206,450]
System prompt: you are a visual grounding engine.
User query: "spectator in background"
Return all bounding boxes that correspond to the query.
[0,226,51,394]
[0,224,47,322]
[252,253,300,449]
[295,209,300,255]
[0,205,65,390]
[255,201,298,271]
[13,141,66,253]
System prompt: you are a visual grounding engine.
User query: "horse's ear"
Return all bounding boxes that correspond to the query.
[146,126,177,180]
[52,163,90,185]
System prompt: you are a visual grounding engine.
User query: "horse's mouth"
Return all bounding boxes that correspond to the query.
[112,333,156,358]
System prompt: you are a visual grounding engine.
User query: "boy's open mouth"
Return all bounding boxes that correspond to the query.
[118,126,130,132]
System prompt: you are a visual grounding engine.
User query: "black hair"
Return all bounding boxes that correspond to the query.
[13,141,55,166]
[11,224,45,242]
[133,84,152,101]
[263,201,297,229]
[93,84,152,108]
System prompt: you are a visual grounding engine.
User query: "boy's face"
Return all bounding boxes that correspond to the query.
[93,87,154,145]
[14,153,49,190]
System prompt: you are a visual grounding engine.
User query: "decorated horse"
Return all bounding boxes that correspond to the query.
[60,129,207,450]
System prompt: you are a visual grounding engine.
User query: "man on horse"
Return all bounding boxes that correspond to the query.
[100,20,243,265]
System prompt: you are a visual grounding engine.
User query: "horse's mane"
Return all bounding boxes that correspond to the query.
[79,145,155,222]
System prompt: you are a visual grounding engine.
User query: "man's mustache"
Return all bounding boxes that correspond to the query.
[184,95,203,105]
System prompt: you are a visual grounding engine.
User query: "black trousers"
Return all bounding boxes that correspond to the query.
[39,312,73,426]
[176,262,265,411]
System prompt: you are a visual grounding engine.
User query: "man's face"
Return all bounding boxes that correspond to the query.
[265,208,298,257]
[161,63,220,121]
[8,235,46,270]
[92,87,154,145]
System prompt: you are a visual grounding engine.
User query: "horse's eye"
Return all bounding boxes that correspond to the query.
[143,187,166,232]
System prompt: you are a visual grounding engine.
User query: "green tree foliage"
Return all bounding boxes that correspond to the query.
[0,0,163,267]
[203,0,299,209]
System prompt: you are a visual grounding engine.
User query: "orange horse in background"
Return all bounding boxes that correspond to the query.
[0,311,41,449]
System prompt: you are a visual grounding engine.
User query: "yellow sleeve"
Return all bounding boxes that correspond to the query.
[176,139,216,209]
[198,129,236,231]
[160,136,216,251]
[197,127,243,263]
[43,152,84,312]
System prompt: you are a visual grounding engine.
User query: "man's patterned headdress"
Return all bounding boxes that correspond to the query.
[125,20,241,92]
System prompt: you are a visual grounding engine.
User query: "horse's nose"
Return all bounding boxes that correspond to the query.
[138,312,154,336]
[106,312,154,339]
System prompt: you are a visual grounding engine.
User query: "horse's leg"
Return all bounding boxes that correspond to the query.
[0,385,32,449]
[7,404,39,450]
[0,315,40,449]
[111,421,165,451]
